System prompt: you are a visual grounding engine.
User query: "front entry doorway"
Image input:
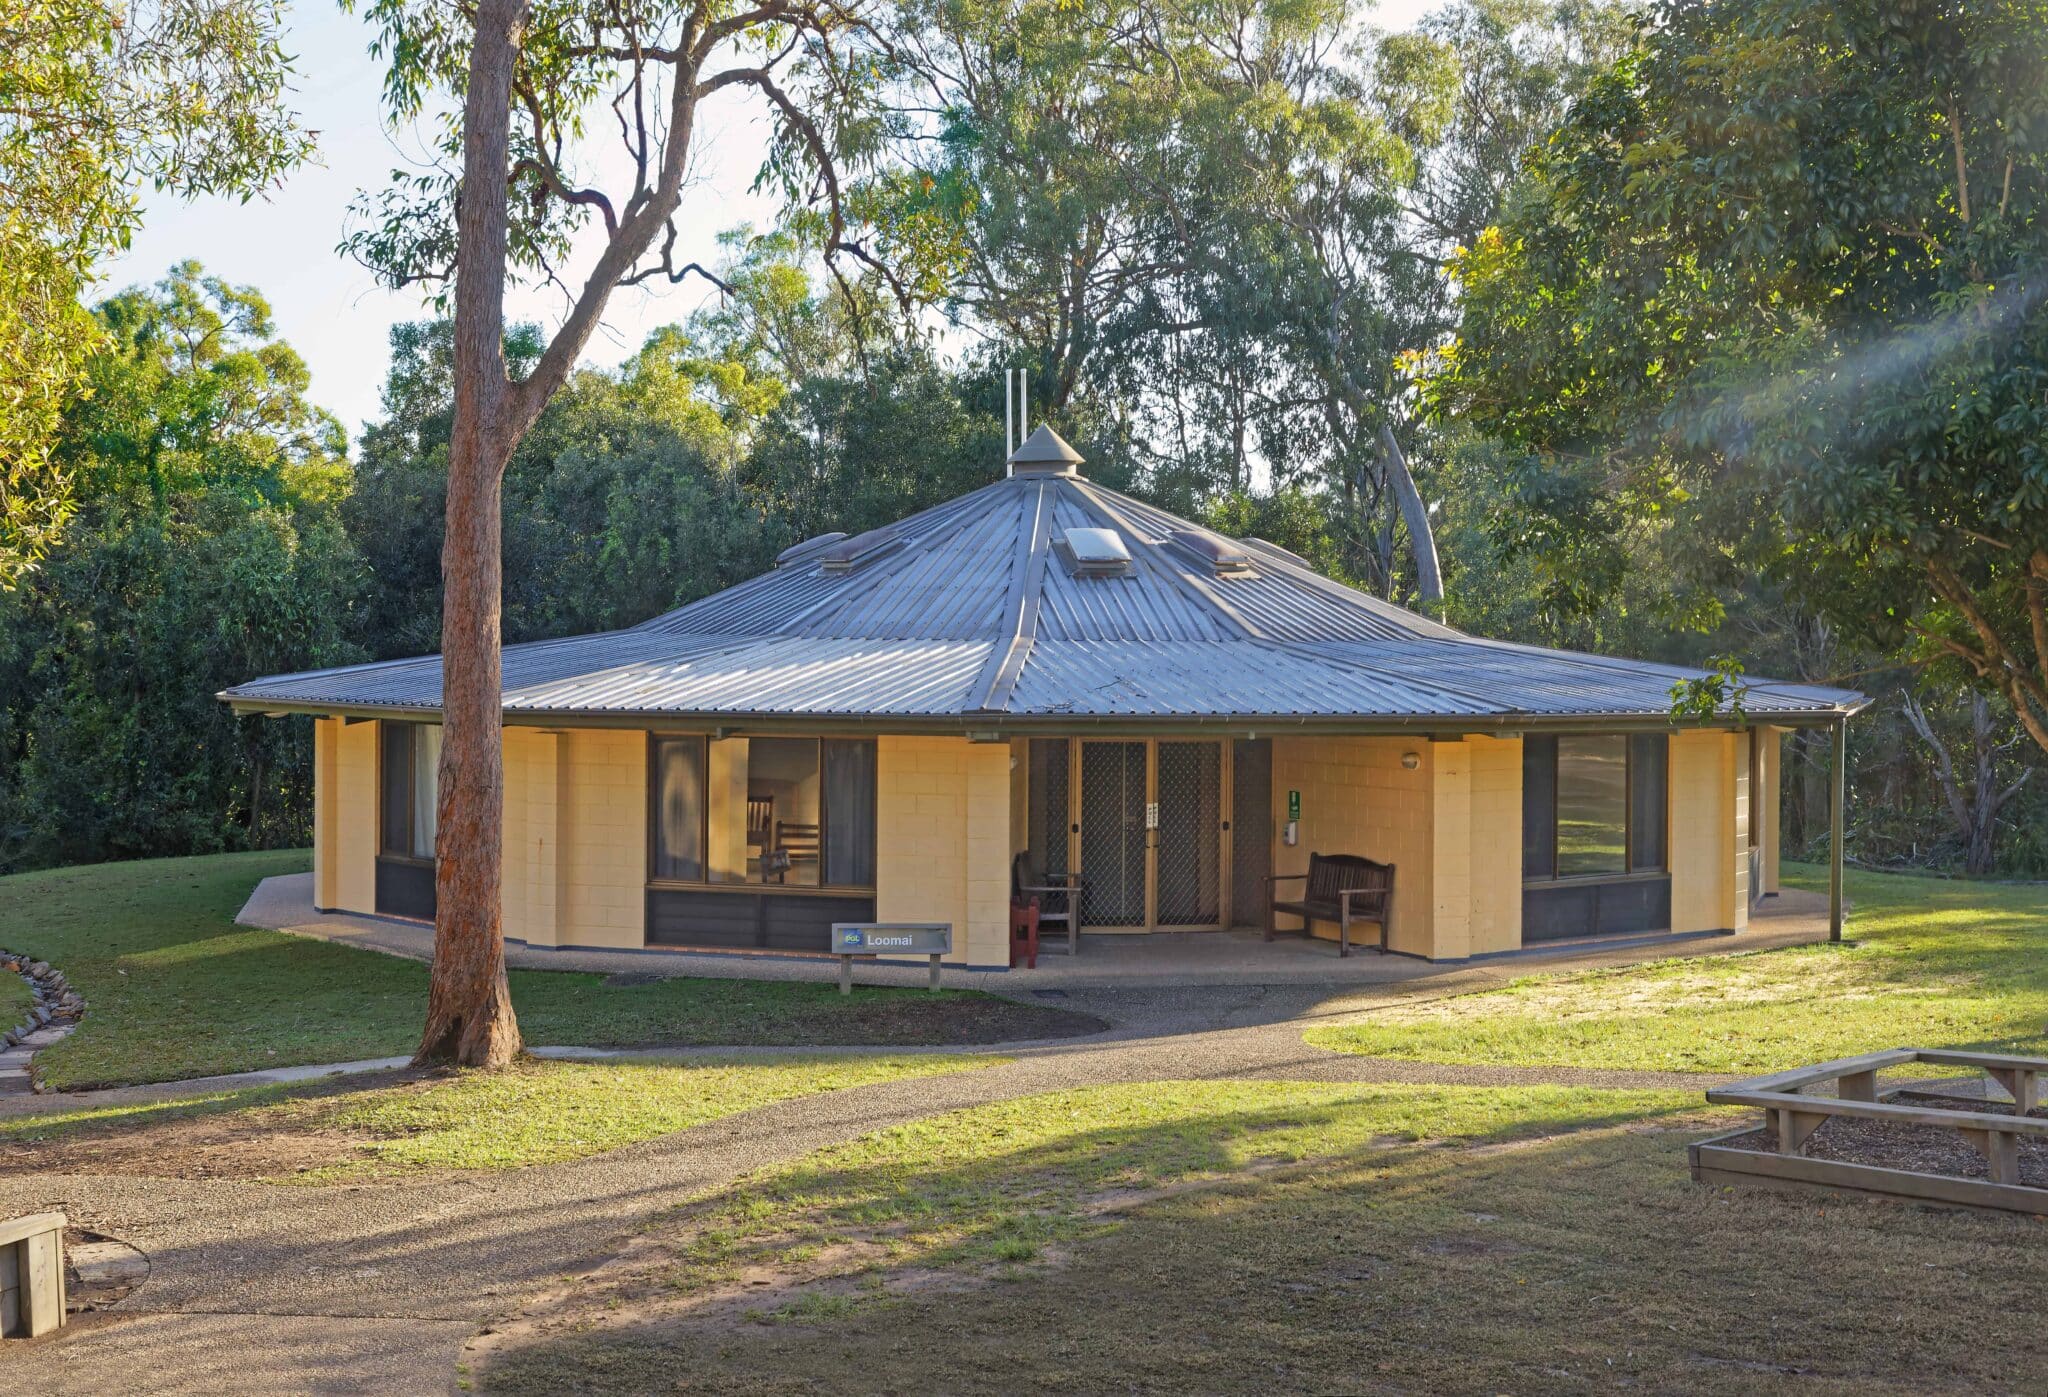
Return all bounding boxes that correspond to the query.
[1031,737,1256,932]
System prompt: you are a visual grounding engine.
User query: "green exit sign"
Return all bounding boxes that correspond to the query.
[1287,789,1301,821]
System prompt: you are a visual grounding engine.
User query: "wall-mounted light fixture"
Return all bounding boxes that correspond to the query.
[1400,751,1421,771]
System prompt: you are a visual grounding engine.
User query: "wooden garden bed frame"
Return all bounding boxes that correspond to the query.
[1690,1047,2048,1215]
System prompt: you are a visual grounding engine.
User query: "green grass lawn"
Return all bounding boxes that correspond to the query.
[478,1080,2048,1394]
[0,962,30,1024]
[1307,864,2048,1073]
[0,852,1088,1089]
[0,1054,987,1180]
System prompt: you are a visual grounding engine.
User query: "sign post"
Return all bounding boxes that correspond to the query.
[831,923,953,994]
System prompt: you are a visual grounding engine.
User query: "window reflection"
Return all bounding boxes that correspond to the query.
[744,737,822,885]
[380,721,440,861]
[1556,734,1627,877]
[653,735,874,889]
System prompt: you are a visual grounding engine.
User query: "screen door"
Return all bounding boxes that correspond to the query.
[1079,741,1148,926]
[1156,740,1222,925]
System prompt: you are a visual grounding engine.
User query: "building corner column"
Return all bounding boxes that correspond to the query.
[964,742,1013,967]
[313,717,339,910]
[1429,746,1473,960]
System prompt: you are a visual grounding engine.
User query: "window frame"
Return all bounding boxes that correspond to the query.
[379,720,439,867]
[1522,732,1668,889]
[644,732,879,896]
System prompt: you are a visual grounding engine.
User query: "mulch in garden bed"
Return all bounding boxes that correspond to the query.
[1723,1091,2048,1189]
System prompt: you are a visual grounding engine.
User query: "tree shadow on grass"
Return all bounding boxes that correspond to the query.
[482,1082,2048,1396]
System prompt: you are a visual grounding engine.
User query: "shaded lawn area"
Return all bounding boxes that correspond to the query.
[478,1080,2048,1395]
[0,1054,987,1181]
[0,852,1097,1089]
[1306,864,2048,1073]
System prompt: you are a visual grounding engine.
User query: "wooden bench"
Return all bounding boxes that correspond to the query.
[1266,853,1394,957]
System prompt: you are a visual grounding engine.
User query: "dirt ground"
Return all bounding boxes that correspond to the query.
[0,1070,418,1181]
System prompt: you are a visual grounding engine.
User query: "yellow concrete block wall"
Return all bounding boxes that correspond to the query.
[1669,729,1744,933]
[313,717,339,909]
[1757,726,1782,896]
[500,728,564,946]
[1464,736,1524,956]
[554,728,647,948]
[1733,729,1752,923]
[330,718,379,915]
[1430,742,1473,959]
[875,735,1010,966]
[1271,736,1435,956]
[963,741,1013,966]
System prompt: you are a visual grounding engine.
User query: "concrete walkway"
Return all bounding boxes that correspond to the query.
[238,871,1837,992]
[1,975,1749,1395]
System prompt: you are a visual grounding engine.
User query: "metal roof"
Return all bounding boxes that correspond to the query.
[222,429,1866,728]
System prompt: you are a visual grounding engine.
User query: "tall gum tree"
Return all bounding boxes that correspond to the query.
[347,0,907,1065]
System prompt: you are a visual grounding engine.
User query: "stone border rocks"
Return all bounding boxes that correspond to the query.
[0,951,84,1094]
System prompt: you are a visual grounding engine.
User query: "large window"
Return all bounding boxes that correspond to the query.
[380,721,441,861]
[649,735,877,890]
[1523,733,1666,882]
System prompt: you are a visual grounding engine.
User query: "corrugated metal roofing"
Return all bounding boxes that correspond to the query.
[222,434,1866,726]
[1008,641,1498,717]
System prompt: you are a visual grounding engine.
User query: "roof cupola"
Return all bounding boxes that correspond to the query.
[1007,424,1085,477]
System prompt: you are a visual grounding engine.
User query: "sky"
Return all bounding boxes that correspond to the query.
[103,1,1439,442]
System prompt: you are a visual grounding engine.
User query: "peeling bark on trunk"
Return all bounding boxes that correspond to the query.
[415,0,528,1069]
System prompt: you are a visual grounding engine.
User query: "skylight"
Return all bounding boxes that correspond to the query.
[820,526,905,574]
[775,532,847,568]
[1056,526,1133,578]
[1169,528,1254,576]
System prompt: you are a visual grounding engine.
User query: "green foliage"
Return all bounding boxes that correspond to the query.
[1668,655,1747,726]
[0,0,310,583]
[0,267,362,868]
[871,0,1625,604]
[1431,0,2048,749]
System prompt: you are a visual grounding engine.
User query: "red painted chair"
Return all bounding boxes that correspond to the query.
[1010,897,1040,969]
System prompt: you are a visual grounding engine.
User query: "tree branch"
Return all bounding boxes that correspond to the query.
[511,156,619,238]
[1947,96,1971,223]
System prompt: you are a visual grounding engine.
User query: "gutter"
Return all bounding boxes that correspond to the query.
[218,692,1873,737]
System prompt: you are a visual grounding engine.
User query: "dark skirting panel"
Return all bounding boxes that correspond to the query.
[1522,874,1671,943]
[375,857,437,920]
[646,888,877,953]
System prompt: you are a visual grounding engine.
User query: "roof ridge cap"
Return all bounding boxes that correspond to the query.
[964,479,1054,713]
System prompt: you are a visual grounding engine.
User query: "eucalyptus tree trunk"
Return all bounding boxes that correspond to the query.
[395,0,859,1067]
[1377,423,1442,613]
[416,0,528,1068]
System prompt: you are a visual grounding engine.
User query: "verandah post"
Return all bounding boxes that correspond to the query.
[1829,718,1846,943]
